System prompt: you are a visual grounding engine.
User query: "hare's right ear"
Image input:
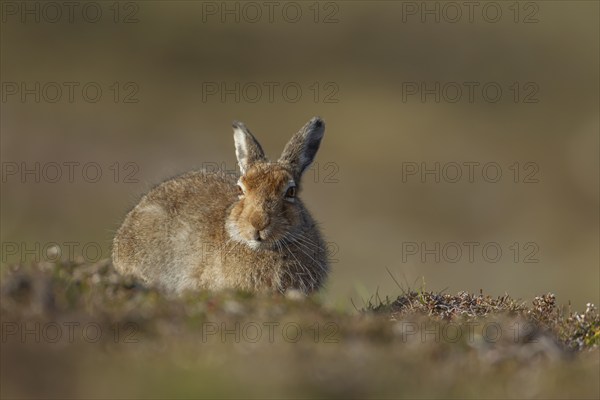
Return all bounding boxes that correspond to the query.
[232,121,266,174]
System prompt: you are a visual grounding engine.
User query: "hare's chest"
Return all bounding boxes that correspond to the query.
[206,245,283,290]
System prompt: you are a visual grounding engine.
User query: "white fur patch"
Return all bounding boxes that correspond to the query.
[233,127,249,173]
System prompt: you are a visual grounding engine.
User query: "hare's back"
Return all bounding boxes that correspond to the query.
[118,170,237,254]
[142,171,238,219]
[113,171,237,287]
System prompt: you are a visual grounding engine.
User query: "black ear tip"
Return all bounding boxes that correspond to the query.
[311,117,324,128]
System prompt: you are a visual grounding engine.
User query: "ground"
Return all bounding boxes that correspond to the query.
[1,260,598,399]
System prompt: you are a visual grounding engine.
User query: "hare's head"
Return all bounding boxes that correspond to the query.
[226,117,325,250]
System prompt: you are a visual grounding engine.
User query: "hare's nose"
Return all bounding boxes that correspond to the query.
[250,215,270,232]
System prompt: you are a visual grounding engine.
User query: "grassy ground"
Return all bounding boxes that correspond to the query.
[1,260,599,399]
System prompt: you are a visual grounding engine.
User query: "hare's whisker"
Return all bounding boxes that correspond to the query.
[290,241,328,275]
[223,240,242,258]
[282,240,316,289]
[287,232,325,251]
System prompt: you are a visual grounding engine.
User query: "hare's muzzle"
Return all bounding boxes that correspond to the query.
[249,214,271,241]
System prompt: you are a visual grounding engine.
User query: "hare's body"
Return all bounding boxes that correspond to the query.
[113,118,329,294]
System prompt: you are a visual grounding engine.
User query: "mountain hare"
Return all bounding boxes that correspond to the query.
[112,117,329,294]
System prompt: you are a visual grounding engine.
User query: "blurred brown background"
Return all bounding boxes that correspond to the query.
[1,1,598,310]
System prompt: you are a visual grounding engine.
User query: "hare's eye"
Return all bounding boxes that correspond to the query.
[285,186,296,198]
[236,185,244,196]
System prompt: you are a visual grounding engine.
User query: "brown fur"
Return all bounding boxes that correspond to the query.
[112,118,328,294]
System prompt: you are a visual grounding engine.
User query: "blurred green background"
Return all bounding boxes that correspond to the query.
[1,1,598,309]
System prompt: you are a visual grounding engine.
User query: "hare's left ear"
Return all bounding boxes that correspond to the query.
[233,121,266,174]
[279,117,325,179]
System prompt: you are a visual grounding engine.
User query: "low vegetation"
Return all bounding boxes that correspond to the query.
[1,260,598,398]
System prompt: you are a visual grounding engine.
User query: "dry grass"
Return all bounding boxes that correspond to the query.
[366,288,599,351]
